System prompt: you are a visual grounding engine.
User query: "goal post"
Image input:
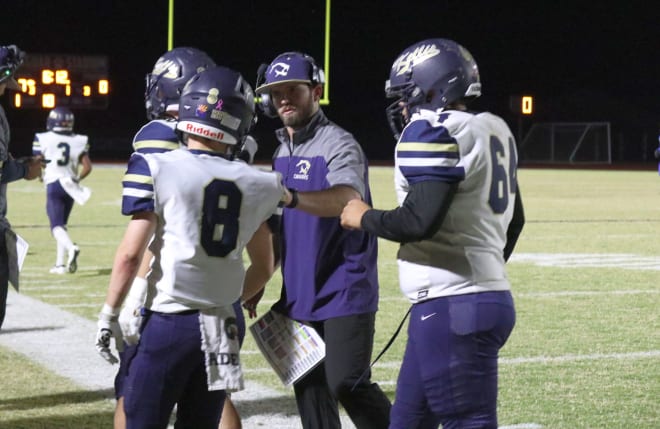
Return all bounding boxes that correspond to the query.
[518,122,612,164]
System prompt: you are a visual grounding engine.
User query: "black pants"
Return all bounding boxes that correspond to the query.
[294,312,391,429]
[0,228,8,330]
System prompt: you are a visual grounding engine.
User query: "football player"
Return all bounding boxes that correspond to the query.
[95,65,288,429]
[32,106,92,274]
[340,38,526,428]
[113,47,255,429]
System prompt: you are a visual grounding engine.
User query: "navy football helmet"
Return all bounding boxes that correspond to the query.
[385,38,481,139]
[177,65,256,146]
[0,44,25,90]
[47,106,75,133]
[144,47,216,120]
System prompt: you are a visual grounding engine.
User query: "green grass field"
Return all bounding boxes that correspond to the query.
[1,165,659,428]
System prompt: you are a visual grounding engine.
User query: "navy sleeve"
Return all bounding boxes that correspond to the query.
[503,187,525,261]
[0,159,27,184]
[361,180,457,243]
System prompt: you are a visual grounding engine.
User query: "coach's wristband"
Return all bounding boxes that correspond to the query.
[286,188,299,209]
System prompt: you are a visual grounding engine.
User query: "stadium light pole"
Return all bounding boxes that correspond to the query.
[167,0,331,105]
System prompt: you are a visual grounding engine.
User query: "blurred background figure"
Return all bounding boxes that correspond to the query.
[32,106,92,274]
[0,43,43,330]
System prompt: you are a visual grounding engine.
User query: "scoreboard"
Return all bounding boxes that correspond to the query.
[12,54,110,109]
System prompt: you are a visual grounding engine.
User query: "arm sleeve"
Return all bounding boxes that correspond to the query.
[360,180,457,243]
[121,154,155,215]
[0,159,27,184]
[503,186,525,261]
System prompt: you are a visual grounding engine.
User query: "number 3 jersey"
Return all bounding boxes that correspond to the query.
[395,109,519,302]
[122,149,284,313]
[32,131,89,185]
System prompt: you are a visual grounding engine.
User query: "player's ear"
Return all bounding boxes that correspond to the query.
[312,84,323,102]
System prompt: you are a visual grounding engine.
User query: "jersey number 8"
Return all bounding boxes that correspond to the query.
[201,179,242,257]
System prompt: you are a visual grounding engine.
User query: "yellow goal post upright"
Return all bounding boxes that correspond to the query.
[167,0,332,106]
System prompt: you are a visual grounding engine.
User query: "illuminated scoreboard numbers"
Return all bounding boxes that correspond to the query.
[509,95,535,116]
[12,54,110,110]
[521,95,533,115]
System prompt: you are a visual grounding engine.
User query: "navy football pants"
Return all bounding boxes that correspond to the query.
[46,180,74,229]
[390,291,515,429]
[122,311,226,429]
[115,300,245,400]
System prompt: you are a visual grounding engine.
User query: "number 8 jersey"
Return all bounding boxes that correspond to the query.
[395,109,519,302]
[121,148,284,313]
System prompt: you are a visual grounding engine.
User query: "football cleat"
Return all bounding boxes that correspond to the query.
[49,265,66,275]
[67,245,80,273]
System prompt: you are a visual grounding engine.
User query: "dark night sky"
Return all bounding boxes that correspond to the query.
[2,1,658,162]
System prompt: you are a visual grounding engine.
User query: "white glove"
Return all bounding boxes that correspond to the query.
[96,304,123,365]
[118,277,148,345]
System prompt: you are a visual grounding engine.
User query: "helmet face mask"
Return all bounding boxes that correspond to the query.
[385,38,481,139]
[144,47,216,120]
[47,107,75,133]
[177,65,256,148]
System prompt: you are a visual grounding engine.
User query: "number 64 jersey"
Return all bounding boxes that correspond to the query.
[395,109,519,302]
[121,148,284,313]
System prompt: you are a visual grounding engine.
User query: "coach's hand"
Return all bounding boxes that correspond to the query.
[95,304,124,364]
[243,287,265,319]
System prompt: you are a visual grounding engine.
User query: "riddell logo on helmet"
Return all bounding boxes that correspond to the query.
[185,123,224,140]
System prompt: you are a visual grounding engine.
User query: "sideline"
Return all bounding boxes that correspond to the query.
[0,292,544,428]
[0,290,355,429]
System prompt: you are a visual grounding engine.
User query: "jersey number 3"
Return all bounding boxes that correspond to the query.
[201,179,242,257]
[488,136,517,214]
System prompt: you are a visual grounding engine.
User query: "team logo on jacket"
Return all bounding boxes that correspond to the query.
[293,159,311,180]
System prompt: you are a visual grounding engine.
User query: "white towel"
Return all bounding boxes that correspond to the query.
[199,305,244,392]
[59,176,91,205]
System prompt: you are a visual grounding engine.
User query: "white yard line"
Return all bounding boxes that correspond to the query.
[510,253,660,270]
[372,350,660,369]
[0,290,556,428]
[0,290,356,429]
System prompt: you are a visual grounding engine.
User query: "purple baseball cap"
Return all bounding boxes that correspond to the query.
[255,52,321,94]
